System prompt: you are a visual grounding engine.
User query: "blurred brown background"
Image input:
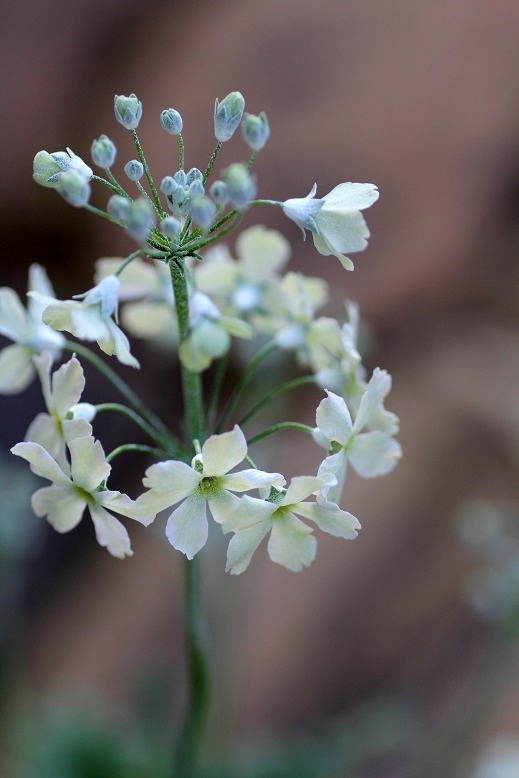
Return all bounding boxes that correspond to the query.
[1,1,519,775]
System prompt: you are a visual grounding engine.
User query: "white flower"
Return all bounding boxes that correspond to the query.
[95,257,178,342]
[0,265,65,394]
[25,353,94,470]
[31,276,139,368]
[11,436,154,558]
[224,476,360,575]
[283,182,379,269]
[136,425,285,560]
[179,292,251,373]
[195,226,291,329]
[313,370,401,504]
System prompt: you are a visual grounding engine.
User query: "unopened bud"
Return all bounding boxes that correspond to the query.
[214,91,245,143]
[124,159,144,181]
[114,93,143,130]
[221,163,256,210]
[241,111,270,151]
[91,135,117,168]
[107,194,131,221]
[160,108,183,135]
[126,197,155,242]
[160,215,181,238]
[189,196,217,230]
[209,180,229,207]
[57,171,91,207]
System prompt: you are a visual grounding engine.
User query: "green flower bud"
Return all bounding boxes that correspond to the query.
[91,135,117,168]
[124,159,144,181]
[189,196,217,230]
[221,163,256,210]
[114,93,143,130]
[241,111,270,151]
[160,215,181,238]
[107,194,131,221]
[214,91,245,143]
[126,197,155,242]
[209,180,229,207]
[57,171,91,207]
[33,148,92,187]
[160,108,183,135]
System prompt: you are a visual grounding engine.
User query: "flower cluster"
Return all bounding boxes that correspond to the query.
[3,90,400,573]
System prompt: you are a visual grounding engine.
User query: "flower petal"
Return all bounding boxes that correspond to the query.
[139,460,201,513]
[50,355,86,416]
[0,287,29,341]
[322,182,379,211]
[202,425,247,476]
[294,500,360,538]
[165,494,208,559]
[316,450,348,505]
[282,476,324,506]
[315,391,352,446]
[11,441,71,485]
[349,432,402,478]
[0,344,35,394]
[223,468,285,493]
[96,490,156,526]
[88,502,133,558]
[32,484,85,531]
[208,489,241,524]
[268,513,316,571]
[68,436,110,492]
[225,518,272,575]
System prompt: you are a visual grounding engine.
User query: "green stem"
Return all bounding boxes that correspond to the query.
[131,129,165,217]
[94,403,185,458]
[63,340,173,446]
[205,352,229,431]
[177,134,185,170]
[91,174,123,196]
[136,180,160,217]
[115,250,145,277]
[106,443,167,464]
[247,422,315,447]
[106,168,130,197]
[202,142,222,184]
[216,340,277,433]
[168,259,210,777]
[238,374,316,427]
[84,204,126,229]
[169,260,204,445]
[173,555,211,778]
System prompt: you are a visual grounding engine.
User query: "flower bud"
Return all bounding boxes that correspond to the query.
[160,216,181,238]
[160,108,183,135]
[107,194,131,221]
[186,168,203,186]
[57,171,91,207]
[126,198,155,242]
[91,135,117,168]
[189,179,205,199]
[209,180,229,207]
[189,196,216,230]
[214,91,245,142]
[221,163,256,210]
[124,159,144,181]
[33,148,93,187]
[241,111,270,151]
[160,176,175,195]
[174,170,188,187]
[114,93,143,130]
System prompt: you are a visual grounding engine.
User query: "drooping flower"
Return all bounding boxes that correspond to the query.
[25,352,95,470]
[0,264,65,394]
[224,476,360,575]
[313,370,401,504]
[136,425,285,560]
[282,182,379,269]
[31,276,139,368]
[11,436,154,558]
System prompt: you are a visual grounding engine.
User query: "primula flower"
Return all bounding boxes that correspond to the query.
[0,264,65,394]
[95,257,178,342]
[194,226,291,329]
[11,436,153,558]
[136,425,285,560]
[283,182,379,270]
[25,353,94,470]
[224,476,360,575]
[31,276,139,368]
[179,292,251,373]
[313,370,401,504]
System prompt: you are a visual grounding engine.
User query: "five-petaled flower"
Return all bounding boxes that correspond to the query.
[224,476,360,575]
[136,425,285,560]
[11,436,154,558]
